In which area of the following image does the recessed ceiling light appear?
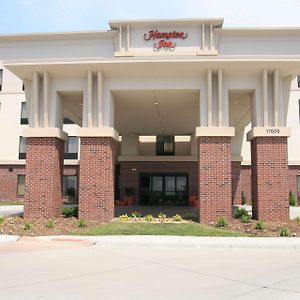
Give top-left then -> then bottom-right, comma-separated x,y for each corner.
155,102 -> 159,105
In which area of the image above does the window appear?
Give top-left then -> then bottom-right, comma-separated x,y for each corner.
63,175 -> 77,197
63,117 -> 75,124
298,75 -> 300,88
64,136 -> 78,159
17,175 -> 25,196
19,137 -> 27,159
20,102 -> 28,124
156,136 -> 175,156
0,69 -> 3,91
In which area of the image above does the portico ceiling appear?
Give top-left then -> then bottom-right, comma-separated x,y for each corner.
114,89 -> 199,135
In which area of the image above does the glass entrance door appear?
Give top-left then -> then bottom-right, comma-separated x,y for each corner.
139,173 -> 188,205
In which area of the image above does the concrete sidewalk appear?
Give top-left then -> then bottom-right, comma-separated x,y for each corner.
32,235 -> 300,249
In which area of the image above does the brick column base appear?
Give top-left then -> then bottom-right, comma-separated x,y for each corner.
79,137 -> 115,222
251,137 -> 289,221
24,137 -> 64,219
232,161 -> 242,205
198,136 -> 232,223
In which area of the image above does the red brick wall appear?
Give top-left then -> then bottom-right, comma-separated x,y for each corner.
288,166 -> 300,205
119,161 -> 198,202
198,136 -> 232,223
24,137 -> 64,219
232,161 -> 242,205
251,137 -> 289,221
0,165 -> 25,202
241,166 -> 251,204
78,137 -> 115,222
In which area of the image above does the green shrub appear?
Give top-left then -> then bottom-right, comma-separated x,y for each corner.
235,208 -> 250,219
216,217 -> 228,227
62,206 -> 78,218
255,220 -> 265,230
280,227 -> 289,237
144,214 -> 154,222
295,217 -> 300,226
158,212 -> 166,219
78,219 -> 87,228
241,191 -> 247,205
131,211 -> 142,218
241,214 -> 251,223
0,217 -> 5,225
172,214 -> 183,222
119,214 -> 129,221
289,191 -> 296,206
45,219 -> 55,229
23,222 -> 32,230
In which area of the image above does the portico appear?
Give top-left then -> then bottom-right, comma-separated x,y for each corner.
3,18 -> 300,223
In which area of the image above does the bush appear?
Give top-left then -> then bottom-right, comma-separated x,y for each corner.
23,222 -> 32,230
295,217 -> 300,226
255,220 -> 265,230
158,212 -> 166,220
172,214 -> 183,222
131,211 -> 142,218
119,214 -> 129,221
289,191 -> 296,206
241,214 -> 251,223
144,215 -> 154,222
62,206 -> 78,218
235,208 -> 249,219
45,219 -> 55,229
241,191 -> 247,205
216,217 -> 228,227
78,219 -> 87,228
0,217 -> 5,225
280,227 -> 289,237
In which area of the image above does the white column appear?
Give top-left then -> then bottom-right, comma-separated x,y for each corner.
126,24 -> 130,51
218,69 -> 223,126
32,72 -> 40,128
262,69 -> 268,127
97,70 -> 103,127
87,70 -> 93,127
119,25 -> 123,52
209,24 -> 213,50
273,69 -> 279,127
202,24 -> 206,51
207,69 -> 213,127
43,71 -> 49,127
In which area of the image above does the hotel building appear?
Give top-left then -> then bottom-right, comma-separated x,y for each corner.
0,18 -> 300,222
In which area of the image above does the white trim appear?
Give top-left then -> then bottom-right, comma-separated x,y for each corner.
195,126 -> 235,137
77,127 -> 119,140
247,127 -> 291,141
23,128 -> 68,140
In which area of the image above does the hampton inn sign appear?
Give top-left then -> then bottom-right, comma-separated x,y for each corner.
143,29 -> 188,50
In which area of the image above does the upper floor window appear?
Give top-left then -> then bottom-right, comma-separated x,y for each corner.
298,75 -> 300,88
19,137 -> 27,159
64,136 -> 78,159
156,136 -> 175,156
20,102 -> 28,124
0,69 -> 3,91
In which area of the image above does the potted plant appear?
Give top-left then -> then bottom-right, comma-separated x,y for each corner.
123,187 -> 135,206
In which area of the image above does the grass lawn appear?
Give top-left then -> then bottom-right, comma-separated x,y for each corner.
71,221 -> 248,237
0,201 -> 23,206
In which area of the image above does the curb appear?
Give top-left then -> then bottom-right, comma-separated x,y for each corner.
0,235 -> 20,243
35,235 -> 300,249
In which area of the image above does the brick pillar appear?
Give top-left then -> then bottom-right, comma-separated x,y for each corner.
232,161 -> 242,205
79,137 -> 115,222
198,136 -> 232,223
251,137 -> 289,221
24,137 -> 64,219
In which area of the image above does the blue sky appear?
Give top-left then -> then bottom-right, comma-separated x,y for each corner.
1,0 -> 300,34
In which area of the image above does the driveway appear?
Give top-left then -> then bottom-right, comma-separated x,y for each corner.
0,238 -> 300,299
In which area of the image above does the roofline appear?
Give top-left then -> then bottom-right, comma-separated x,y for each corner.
109,18 -> 224,28
0,30 -> 118,42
